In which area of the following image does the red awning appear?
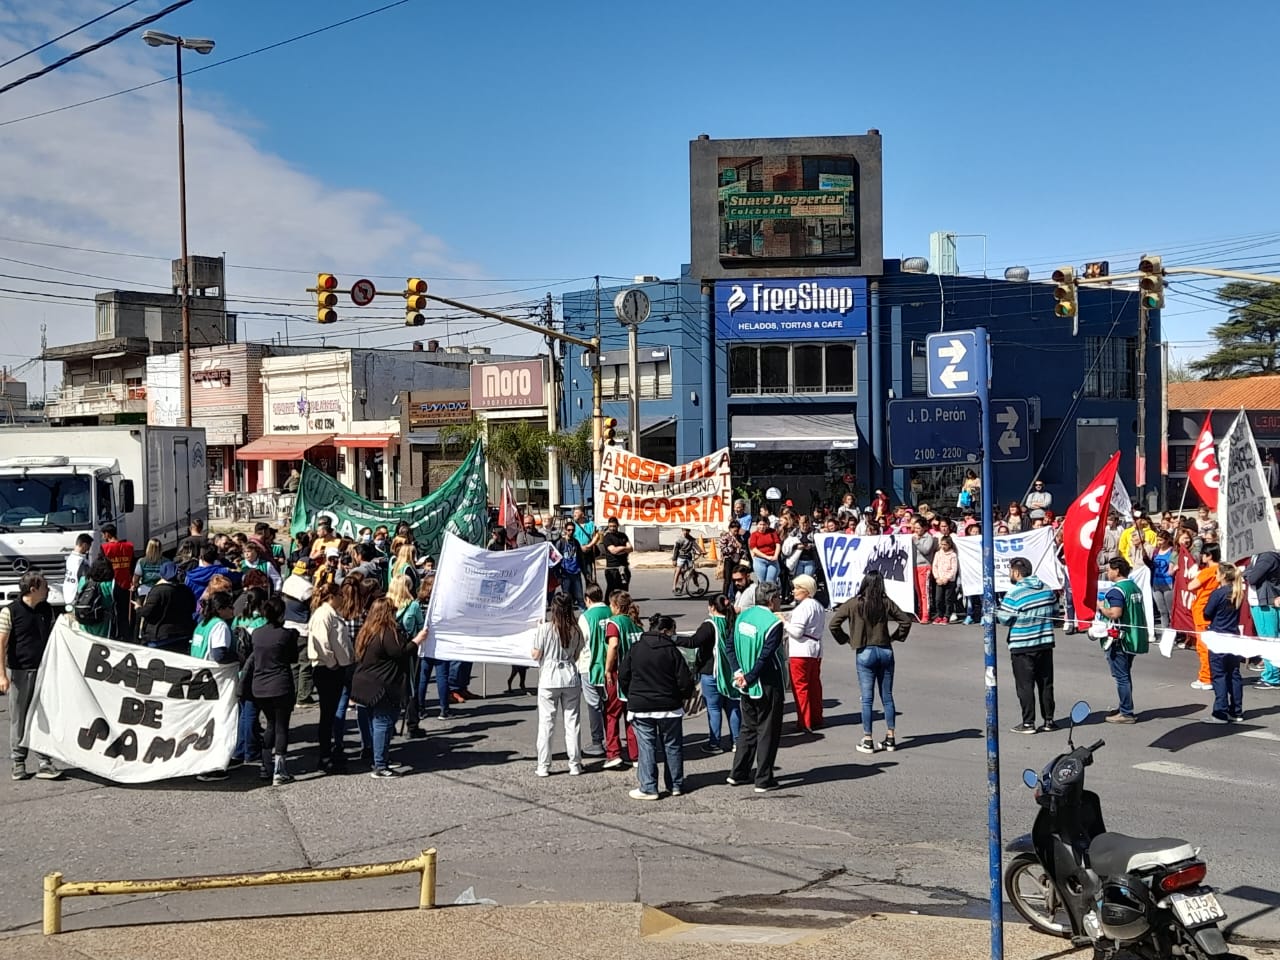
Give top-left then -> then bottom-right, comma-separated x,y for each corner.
331,434 -> 397,449
234,434 -> 335,461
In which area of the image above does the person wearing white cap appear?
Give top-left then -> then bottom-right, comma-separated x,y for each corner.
783,574 -> 825,733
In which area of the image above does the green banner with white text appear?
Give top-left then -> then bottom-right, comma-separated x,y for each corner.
290,440 -> 489,558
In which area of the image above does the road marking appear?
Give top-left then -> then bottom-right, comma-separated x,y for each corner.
1240,729 -> 1280,742
1132,760 -> 1263,788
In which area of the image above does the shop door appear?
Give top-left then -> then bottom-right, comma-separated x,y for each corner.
1076,419 -> 1118,493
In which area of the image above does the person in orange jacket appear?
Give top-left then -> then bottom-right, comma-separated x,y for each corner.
1188,543 -> 1221,691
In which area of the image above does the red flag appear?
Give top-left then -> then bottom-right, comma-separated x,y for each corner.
1187,411 -> 1219,510
498,478 -> 520,543
1170,545 -> 1199,634
1063,451 -> 1121,628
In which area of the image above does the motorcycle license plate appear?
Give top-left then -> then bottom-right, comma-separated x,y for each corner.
1171,892 -> 1226,927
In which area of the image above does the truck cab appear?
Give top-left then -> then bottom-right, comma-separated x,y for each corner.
0,456 -> 135,605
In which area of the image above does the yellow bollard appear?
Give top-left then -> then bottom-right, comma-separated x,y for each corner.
43,872 -> 62,936
420,848 -> 437,909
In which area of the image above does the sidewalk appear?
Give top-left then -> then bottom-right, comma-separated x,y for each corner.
6,903 -> 1267,960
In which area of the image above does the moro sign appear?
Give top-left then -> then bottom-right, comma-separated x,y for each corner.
469,360 -> 545,410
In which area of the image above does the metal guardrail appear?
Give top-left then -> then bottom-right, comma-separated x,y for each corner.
42,847 -> 437,935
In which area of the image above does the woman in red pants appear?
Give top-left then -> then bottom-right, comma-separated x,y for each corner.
784,574 -> 825,733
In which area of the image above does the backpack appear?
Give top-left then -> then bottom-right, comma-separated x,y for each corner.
74,580 -> 107,624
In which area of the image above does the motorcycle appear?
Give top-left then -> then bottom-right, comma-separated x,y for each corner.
1005,701 -> 1239,960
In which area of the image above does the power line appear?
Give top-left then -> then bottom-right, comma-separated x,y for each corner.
0,0 -> 144,72
0,0 -> 414,127
0,0 -> 195,98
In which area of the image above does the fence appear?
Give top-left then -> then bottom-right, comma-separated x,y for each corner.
43,847 -> 436,935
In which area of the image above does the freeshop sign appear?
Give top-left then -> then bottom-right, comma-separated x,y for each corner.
715,277 -> 868,340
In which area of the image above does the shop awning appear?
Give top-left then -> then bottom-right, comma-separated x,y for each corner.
331,433 -> 397,449
730,413 -> 858,452
234,434 -> 335,461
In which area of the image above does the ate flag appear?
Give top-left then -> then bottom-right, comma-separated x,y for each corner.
1188,411 -> 1220,510
1170,545 -> 1199,634
1063,451 -> 1121,629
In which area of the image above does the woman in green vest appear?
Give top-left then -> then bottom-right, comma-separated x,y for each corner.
191,591 -> 236,783
602,591 -> 642,768
681,595 -> 740,753
131,538 -> 165,604
75,556 -> 118,639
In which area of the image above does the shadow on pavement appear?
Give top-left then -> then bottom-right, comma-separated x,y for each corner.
1221,884 -> 1280,938
777,760 -> 896,786
894,728 -> 981,750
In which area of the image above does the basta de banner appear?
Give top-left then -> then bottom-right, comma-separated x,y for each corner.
291,440 -> 489,558
24,621 -> 238,783
595,446 -> 732,533
423,532 -> 549,667
816,533 -> 915,614
1217,410 -> 1280,563
955,526 -> 1063,597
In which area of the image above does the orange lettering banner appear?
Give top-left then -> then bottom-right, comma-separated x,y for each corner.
595,447 -> 732,530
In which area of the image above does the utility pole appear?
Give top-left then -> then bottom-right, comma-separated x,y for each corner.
542,292 -> 561,511
40,323 -> 46,409
614,288 -> 651,454
1136,298 -> 1149,496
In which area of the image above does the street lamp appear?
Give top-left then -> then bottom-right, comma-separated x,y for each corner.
141,30 -> 215,428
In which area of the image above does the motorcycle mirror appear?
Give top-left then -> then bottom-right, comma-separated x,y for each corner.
1022,768 -> 1038,789
1070,701 -> 1090,725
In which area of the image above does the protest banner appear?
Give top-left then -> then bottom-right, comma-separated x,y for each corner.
423,532 -> 547,666
595,447 -> 732,532
1217,410 -> 1280,562
816,532 -> 914,614
1170,545 -> 1199,634
291,440 -> 489,559
955,526 -> 1063,597
23,621 -> 238,783
1063,451 -> 1120,628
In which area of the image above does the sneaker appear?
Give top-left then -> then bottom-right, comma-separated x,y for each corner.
628,787 -> 659,801
568,765 -> 583,775
408,726 -> 428,740
35,760 -> 62,780
273,771 -> 295,786
856,737 -> 876,754
726,776 -> 746,786
1229,714 -> 1245,723
1010,723 -> 1038,735
582,744 -> 606,757
880,735 -> 896,752
1037,721 -> 1059,733
1104,713 -> 1136,724
1201,714 -> 1230,724
227,757 -> 245,770
754,782 -> 779,793
670,786 -> 683,796
535,767 -> 550,778
1191,681 -> 1213,690
932,617 -> 947,625
196,769 -> 229,782
370,767 -> 399,778
949,615 -> 961,624
1248,662 -> 1265,672
10,761 -> 29,781
602,757 -> 626,770
701,741 -> 722,754
963,616 -> 975,625
1256,681 -> 1279,690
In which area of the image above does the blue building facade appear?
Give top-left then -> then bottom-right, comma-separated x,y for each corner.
559,262 -> 1159,516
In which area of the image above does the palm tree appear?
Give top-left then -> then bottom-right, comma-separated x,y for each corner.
552,419 -> 594,507
488,419 -> 552,510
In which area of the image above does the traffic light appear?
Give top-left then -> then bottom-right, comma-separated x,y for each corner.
1138,254 -> 1164,310
404,277 -> 427,326
1051,266 -> 1078,320
603,417 -> 618,445
315,273 -> 338,324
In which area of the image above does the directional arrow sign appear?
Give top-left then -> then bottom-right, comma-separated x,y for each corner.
992,399 -> 1030,462
926,330 -> 979,398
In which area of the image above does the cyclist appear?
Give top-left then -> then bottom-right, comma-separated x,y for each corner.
672,528 -> 704,594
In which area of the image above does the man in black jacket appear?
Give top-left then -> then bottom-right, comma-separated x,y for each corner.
0,572 -> 60,780
1245,551 -> 1280,688
137,562 -> 196,652
619,616 -> 694,801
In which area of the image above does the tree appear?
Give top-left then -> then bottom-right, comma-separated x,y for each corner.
1189,281 -> 1280,379
551,419 -> 594,506
488,419 -> 552,510
1167,358 -> 1198,383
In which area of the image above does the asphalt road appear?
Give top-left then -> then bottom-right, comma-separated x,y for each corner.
2,566 -> 1279,944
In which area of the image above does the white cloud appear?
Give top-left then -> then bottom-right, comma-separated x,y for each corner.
0,0 -> 542,395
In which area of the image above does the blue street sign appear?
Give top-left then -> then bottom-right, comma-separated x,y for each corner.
991,398 -> 1030,463
926,330 -> 979,398
887,398 -> 981,468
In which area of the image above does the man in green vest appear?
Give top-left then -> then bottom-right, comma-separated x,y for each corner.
576,583 -> 610,757
1098,556 -> 1149,724
725,580 -> 785,792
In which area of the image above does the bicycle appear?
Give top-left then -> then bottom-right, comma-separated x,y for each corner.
674,562 -> 709,598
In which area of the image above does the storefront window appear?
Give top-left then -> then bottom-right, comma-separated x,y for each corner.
794,345 -> 824,393
730,346 -> 758,395
825,344 -> 855,392
760,346 -> 789,394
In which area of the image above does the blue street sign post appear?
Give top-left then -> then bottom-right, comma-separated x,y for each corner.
887,398 -> 981,468
925,330 -> 979,398
975,326 -> 1003,960
991,399 -> 1030,463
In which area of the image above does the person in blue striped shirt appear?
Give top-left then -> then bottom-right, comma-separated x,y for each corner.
996,557 -> 1057,734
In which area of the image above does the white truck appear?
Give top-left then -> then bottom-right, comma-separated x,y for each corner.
0,426 -> 208,605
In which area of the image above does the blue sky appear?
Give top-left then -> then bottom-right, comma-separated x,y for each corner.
0,0 -> 1277,382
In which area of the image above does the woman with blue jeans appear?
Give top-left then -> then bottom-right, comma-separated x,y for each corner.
748,519 -> 781,586
351,597 -> 426,777
679,596 -> 741,753
828,570 -> 914,754
1202,562 -> 1246,724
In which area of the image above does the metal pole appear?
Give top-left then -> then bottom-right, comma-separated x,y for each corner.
976,325 -> 1003,960
869,281 -> 883,493
627,321 -> 640,452
591,337 -> 602,509
175,42 -> 192,428
1136,300 -> 1149,498
700,282 -> 714,452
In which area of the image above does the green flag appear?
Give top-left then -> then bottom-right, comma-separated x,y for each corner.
289,441 -> 489,558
